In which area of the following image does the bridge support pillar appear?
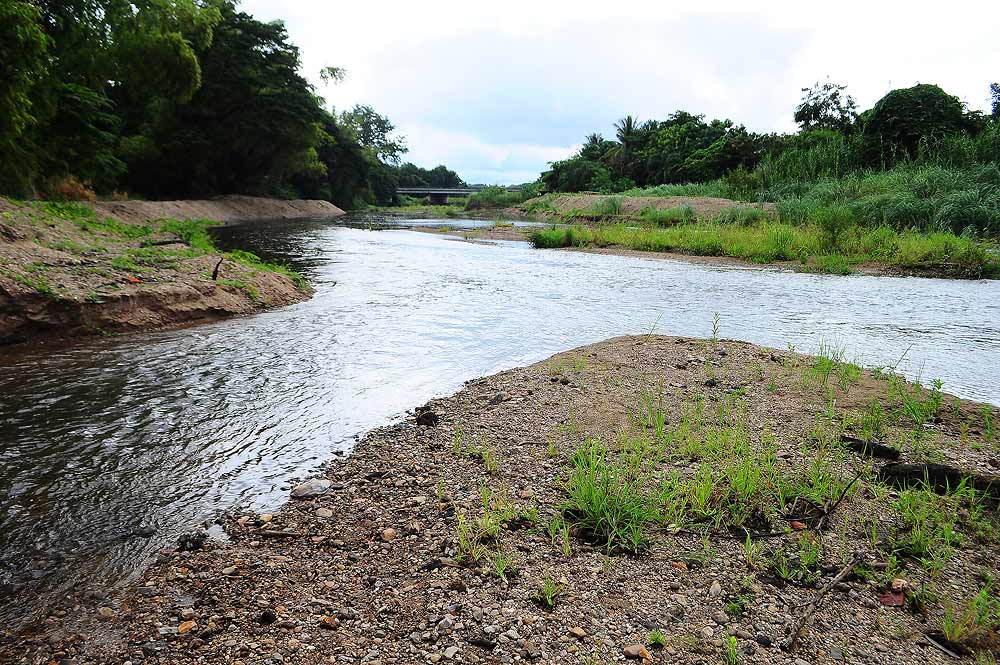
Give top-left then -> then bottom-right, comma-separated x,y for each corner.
427,193 -> 449,205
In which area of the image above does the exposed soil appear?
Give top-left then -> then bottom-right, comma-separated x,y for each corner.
91,195 -> 343,226
7,336 -> 998,664
0,197 -> 338,346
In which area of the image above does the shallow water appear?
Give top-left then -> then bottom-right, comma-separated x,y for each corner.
1,213 -> 999,628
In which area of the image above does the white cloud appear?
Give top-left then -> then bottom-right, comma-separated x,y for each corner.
242,0 -> 1000,184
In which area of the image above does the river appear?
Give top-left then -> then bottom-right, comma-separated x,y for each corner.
1,213 -> 999,629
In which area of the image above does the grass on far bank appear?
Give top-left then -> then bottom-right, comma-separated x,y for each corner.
530,221 -> 1000,278
6,201 -> 309,292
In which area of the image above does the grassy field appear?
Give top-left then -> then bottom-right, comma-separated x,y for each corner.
523,164 -> 1000,277
530,220 -> 1000,278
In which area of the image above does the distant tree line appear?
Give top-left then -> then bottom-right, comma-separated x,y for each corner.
0,0 -> 459,208
542,80 -> 1000,194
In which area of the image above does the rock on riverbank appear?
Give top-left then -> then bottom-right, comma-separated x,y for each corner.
4,336 -> 998,663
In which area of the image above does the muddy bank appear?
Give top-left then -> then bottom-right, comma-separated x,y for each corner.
90,195 -> 344,225
8,336 -> 998,664
0,197 -> 321,346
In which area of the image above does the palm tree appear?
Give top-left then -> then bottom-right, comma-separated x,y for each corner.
613,115 -> 640,176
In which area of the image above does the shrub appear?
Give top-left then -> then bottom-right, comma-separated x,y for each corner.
862,84 -> 969,167
43,175 -> 97,202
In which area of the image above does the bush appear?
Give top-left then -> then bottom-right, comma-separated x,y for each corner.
862,84 -> 968,167
42,175 -> 97,202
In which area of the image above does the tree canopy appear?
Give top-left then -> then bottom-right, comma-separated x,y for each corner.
0,0 -> 454,208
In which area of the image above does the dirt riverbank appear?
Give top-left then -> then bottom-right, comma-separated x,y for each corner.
7,335 -> 998,664
0,196 -> 340,345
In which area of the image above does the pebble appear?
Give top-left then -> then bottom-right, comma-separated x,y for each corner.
315,507 -> 333,518
709,581 -> 722,597
568,626 -> 587,639
290,479 -> 332,499
381,528 -> 397,542
177,620 -> 197,635
444,645 -> 459,659
623,644 -> 651,660
97,606 -> 114,621
700,626 -> 714,639
222,566 -> 238,576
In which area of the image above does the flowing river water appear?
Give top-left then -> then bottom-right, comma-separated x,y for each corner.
2,213 -> 999,629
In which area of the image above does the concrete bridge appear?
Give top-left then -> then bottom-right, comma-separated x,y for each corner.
396,185 -> 530,204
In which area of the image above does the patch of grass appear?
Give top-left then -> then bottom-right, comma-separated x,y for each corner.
638,205 -> 694,226
589,196 -> 623,217
940,586 -> 1000,645
714,206 -> 770,225
225,249 -> 309,289
647,630 -> 667,648
110,256 -> 142,272
562,436 -> 661,552
529,220 -> 999,278
534,576 -> 563,609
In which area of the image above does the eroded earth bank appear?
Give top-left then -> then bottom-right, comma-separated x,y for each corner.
0,196 -> 343,345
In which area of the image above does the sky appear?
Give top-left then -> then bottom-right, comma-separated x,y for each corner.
243,0 -> 999,185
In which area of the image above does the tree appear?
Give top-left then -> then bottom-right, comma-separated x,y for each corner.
119,2 -> 324,197
339,104 -> 407,165
861,83 -> 968,166
991,82 -> 999,118
0,0 -> 49,194
794,80 -> 858,133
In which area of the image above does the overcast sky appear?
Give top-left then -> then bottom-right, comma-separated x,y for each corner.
243,0 -> 998,184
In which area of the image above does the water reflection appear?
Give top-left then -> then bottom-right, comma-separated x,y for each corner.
1,213 -> 998,628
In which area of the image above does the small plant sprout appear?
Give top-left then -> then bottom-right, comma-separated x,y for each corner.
711,312 -> 721,344
535,576 -> 563,609
647,629 -> 667,648
723,635 -> 740,664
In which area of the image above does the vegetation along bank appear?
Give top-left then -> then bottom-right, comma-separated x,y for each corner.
6,335 -> 999,663
0,196 -> 340,345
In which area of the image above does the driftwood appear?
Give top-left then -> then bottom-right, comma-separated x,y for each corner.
781,554 -> 863,650
840,434 -> 901,460
256,530 -> 303,538
879,463 -> 999,501
211,257 -> 224,281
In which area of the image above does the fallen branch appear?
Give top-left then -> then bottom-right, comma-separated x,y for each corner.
840,434 -> 900,460
815,470 -> 864,531
923,633 -> 961,659
879,463 -> 999,501
781,554 -> 862,651
212,257 -> 224,280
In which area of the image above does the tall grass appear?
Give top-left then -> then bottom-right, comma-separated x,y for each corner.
530,222 -> 999,277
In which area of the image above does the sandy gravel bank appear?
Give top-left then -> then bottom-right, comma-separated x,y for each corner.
6,336 -> 998,664
90,195 -> 344,225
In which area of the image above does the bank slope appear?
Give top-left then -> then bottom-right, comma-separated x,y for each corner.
0,198 -> 333,345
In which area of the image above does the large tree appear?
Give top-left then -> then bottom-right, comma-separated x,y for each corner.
120,2 -> 324,197
794,80 -> 858,133
0,0 -> 49,195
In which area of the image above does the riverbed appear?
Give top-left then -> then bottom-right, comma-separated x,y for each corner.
1,213 -> 998,629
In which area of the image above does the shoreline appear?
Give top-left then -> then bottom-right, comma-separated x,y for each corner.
406,223 -> 975,279
8,335 -> 998,664
0,196 -> 342,348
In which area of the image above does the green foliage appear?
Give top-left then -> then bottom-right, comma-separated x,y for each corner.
0,0 -> 49,195
562,437 -> 661,553
339,104 -> 408,165
862,84 -> 970,167
530,219 -> 998,277
794,80 -> 858,133
466,184 -> 539,209
394,163 -> 465,188
638,205 -> 694,226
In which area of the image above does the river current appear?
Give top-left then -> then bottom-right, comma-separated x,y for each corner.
1,214 -> 998,628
